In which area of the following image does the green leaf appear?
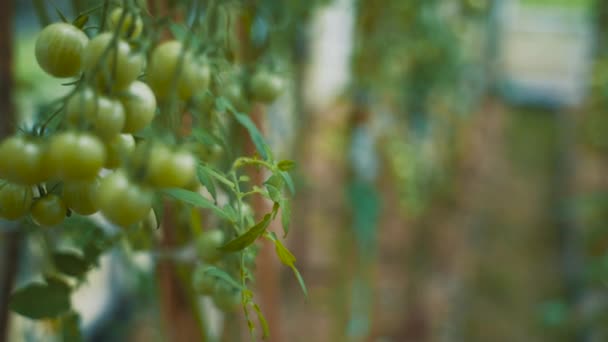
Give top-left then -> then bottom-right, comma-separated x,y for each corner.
268,233 -> 307,297
61,311 -> 83,342
191,128 -> 220,147
277,160 -> 296,171
53,6 -> 68,23
60,215 -> 112,266
220,214 -> 272,252
163,188 -> 233,221
223,204 -> 239,223
169,23 -> 187,40
252,302 -> 270,340
231,110 -> 272,161
44,274 -> 71,293
197,164 -> 217,200
280,198 -> 291,237
53,252 -> 90,278
72,14 -> 89,29
279,171 -> 295,195
9,282 -> 71,319
197,266 -> 243,290
200,164 -> 235,189
265,174 -> 284,203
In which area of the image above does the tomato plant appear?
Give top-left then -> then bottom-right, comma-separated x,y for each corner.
5,2 -> 304,340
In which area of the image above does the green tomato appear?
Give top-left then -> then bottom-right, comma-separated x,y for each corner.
196,229 -> 225,263
192,266 -> 217,295
249,70 -> 284,103
0,183 -> 33,220
97,170 -> 153,227
212,283 -> 241,312
66,89 -> 125,139
105,133 -> 135,169
180,59 -> 212,102
62,179 -> 99,215
46,132 -> 106,181
120,81 -> 156,133
31,194 -> 67,226
35,23 -> 89,78
0,135 -> 47,185
145,144 -> 196,188
147,40 -> 199,101
83,33 -> 143,91
108,7 -> 143,40
65,87 -> 96,125
93,97 -> 125,140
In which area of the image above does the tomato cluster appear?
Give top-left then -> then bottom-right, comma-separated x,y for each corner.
1,6 -> 285,222
0,7 -> 202,228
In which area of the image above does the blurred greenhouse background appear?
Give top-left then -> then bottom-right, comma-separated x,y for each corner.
2,0 -> 608,341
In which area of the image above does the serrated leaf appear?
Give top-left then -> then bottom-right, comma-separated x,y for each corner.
232,110 -> 272,161
280,199 -> 291,237
277,160 -> 296,171
279,171 -> 295,195
268,232 -> 307,297
9,282 -> 71,319
72,14 -> 89,29
252,302 -> 270,339
220,214 -> 272,252
163,188 -> 233,221
53,252 -> 90,278
197,164 -> 217,200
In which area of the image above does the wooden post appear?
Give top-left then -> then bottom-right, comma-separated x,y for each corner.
0,1 -> 19,341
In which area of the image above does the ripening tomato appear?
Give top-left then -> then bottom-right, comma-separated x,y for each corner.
0,135 -> 48,185
83,33 -> 143,91
145,145 -> 197,188
249,70 -> 284,103
192,266 -> 217,295
97,170 -> 153,227
147,40 -> 204,101
105,133 -> 135,169
108,7 -> 143,40
196,229 -> 225,263
62,179 -> 99,215
66,89 -> 125,139
31,194 -> 67,226
120,81 -> 156,133
212,284 -> 241,312
46,132 -> 106,181
35,23 -> 89,78
0,183 -> 33,220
